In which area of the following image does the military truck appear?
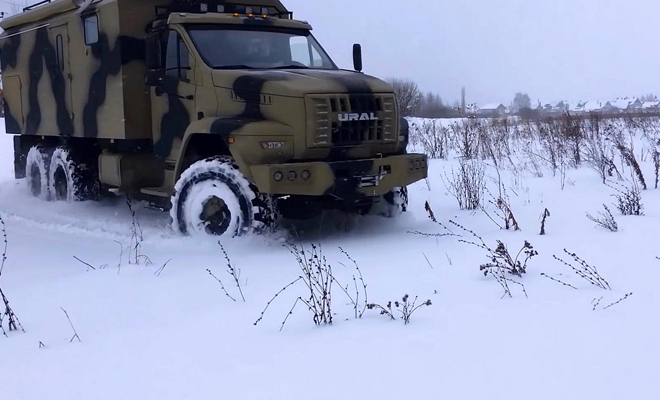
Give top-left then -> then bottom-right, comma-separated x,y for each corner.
0,0 -> 428,236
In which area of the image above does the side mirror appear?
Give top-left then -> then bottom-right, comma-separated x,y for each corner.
353,44 -> 362,72
145,33 -> 162,70
145,32 -> 164,91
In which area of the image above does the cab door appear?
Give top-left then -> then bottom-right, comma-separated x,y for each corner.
49,24 -> 73,125
151,29 -> 197,164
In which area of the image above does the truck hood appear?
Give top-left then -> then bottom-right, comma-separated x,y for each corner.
212,69 -> 394,97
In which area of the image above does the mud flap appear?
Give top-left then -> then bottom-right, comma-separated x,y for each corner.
13,135 -> 26,179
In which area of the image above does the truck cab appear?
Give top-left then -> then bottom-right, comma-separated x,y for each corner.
1,0 -> 428,236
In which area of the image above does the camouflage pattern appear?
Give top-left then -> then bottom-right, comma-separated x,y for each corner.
1,0 -> 166,140
2,0 -> 428,203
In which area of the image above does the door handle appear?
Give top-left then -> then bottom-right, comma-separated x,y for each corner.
169,93 -> 193,100
156,87 -> 193,100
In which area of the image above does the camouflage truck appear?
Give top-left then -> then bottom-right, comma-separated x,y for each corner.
0,0 -> 428,236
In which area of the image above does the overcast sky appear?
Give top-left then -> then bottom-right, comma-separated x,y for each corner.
288,0 -> 660,106
2,1 -> 659,105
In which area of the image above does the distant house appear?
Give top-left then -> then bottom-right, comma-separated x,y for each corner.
478,103 -> 506,118
642,101 -> 660,111
567,102 -> 583,113
546,100 -> 597,114
543,101 -> 568,114
628,98 -> 643,110
528,97 -> 659,116
582,101 -> 603,113
602,97 -> 638,112
535,102 -> 544,112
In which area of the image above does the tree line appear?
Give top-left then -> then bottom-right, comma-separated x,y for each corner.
388,79 -> 463,118
389,78 -> 659,120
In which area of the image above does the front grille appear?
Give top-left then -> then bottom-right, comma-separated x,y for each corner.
309,94 -> 397,147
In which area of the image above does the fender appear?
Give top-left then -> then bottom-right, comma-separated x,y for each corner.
176,117 -> 294,182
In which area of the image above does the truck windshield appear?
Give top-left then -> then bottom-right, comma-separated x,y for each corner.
187,26 -> 337,70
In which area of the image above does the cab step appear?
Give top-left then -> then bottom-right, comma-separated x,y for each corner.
140,187 -> 171,198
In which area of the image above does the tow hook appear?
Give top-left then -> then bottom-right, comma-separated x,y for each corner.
359,165 -> 390,188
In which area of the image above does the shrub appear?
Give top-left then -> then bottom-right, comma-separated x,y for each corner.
443,159 -> 485,210
553,250 -> 611,290
582,117 -> 620,184
451,120 -> 480,159
540,208 -> 551,235
254,244 -> 367,331
485,188 -> 520,231
367,294 -> 432,325
609,181 -> 643,216
0,214 -> 24,336
607,125 -> 647,190
451,220 -> 537,298
416,119 -> 450,159
586,204 -> 618,232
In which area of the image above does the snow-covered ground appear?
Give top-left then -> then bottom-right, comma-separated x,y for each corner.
1,132 -> 13,182
1,122 -> 660,399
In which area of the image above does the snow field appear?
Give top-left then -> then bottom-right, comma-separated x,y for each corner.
0,133 -> 13,182
1,121 -> 659,399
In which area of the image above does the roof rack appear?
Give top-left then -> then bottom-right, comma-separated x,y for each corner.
21,0 -> 294,18
169,0 -> 293,19
23,0 -> 54,12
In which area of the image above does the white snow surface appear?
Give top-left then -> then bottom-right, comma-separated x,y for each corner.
1,125 -> 660,399
1,134 -> 14,182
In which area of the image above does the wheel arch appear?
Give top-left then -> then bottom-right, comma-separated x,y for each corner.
177,133 -> 231,182
174,118 -> 294,183
175,118 -> 242,183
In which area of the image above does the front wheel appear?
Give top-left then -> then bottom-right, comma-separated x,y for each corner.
170,157 -> 275,237
369,187 -> 409,218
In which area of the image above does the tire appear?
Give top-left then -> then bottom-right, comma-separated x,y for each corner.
25,146 -> 50,200
48,147 -> 100,202
253,192 -> 279,233
170,156 -> 275,237
370,186 -> 409,218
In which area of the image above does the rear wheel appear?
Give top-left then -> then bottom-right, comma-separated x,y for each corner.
25,146 -> 50,200
48,147 -> 100,202
170,156 -> 276,237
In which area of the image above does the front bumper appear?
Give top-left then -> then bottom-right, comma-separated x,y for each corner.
251,153 -> 428,198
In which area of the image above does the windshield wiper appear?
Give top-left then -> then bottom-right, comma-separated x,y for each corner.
272,65 -> 310,69
213,64 -> 311,70
214,65 -> 258,70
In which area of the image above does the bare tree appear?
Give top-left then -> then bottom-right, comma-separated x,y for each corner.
388,78 -> 421,117
418,92 -> 442,117
512,92 -> 532,113
640,94 -> 657,102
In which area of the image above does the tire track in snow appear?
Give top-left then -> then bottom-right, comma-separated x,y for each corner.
0,180 -> 173,243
